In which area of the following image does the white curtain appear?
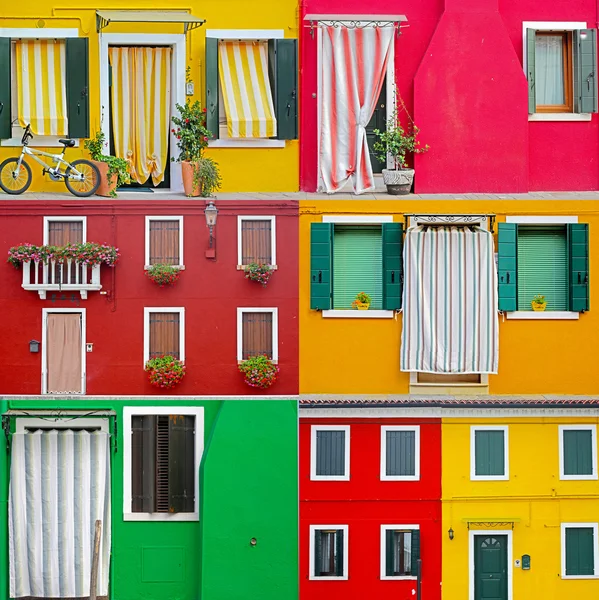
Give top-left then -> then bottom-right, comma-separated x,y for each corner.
535,35 -> 565,105
319,26 -> 394,195
9,430 -> 111,599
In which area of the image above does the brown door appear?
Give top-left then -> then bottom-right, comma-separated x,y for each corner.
46,313 -> 83,394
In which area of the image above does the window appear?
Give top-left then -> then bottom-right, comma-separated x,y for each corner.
123,407 -> 203,521
237,307 -> 278,362
143,308 -> 185,364
562,524 -> 599,578
497,220 -> 589,314
309,525 -> 348,579
471,426 -> 509,481
0,33 -> 89,144
44,217 -> 86,245
381,426 -> 420,481
310,218 -> 402,314
559,425 -> 598,480
145,216 -> 184,267
310,425 -> 350,481
381,525 -> 420,580
238,216 -> 276,267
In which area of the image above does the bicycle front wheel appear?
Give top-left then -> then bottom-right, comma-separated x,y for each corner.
64,159 -> 100,197
0,157 -> 32,195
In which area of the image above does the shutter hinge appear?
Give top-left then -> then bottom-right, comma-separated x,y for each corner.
2,415 -> 11,454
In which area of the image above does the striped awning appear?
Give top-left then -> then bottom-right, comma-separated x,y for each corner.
218,41 -> 276,138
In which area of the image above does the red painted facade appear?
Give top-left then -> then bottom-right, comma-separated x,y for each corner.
300,417 -> 442,600
0,199 -> 299,396
299,0 -> 599,193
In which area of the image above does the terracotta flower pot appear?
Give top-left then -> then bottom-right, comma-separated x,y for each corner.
181,161 -> 202,197
92,160 -> 117,197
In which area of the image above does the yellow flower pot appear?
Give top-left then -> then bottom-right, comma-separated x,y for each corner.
355,302 -> 370,310
531,302 -> 547,312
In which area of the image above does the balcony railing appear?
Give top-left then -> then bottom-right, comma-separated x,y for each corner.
22,260 -> 102,299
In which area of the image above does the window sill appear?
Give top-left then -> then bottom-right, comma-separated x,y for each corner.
471,476 -> 509,481
529,113 -> 592,122
559,474 -> 598,481
309,575 -> 349,581
236,264 -> 278,270
144,265 -> 185,270
381,576 -> 418,581
409,384 -> 489,396
1,137 -> 80,147
381,475 -> 420,482
209,139 -> 286,149
310,475 -> 350,482
561,575 -> 599,580
322,310 -> 395,319
123,512 -> 199,522
505,311 -> 579,320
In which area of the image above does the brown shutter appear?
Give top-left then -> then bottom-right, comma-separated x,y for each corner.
241,220 -> 272,265
48,221 -> 83,246
149,220 -> 180,265
149,312 -> 180,359
242,312 -> 273,359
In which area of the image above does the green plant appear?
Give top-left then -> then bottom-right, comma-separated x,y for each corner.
238,355 -> 280,389
532,294 -> 546,305
145,264 -> 181,287
352,291 -> 372,307
244,262 -> 273,286
145,355 -> 186,388
195,156 -> 222,197
7,242 -> 120,267
84,129 -> 131,196
171,100 -> 212,163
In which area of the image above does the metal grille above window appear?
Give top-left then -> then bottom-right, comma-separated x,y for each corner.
241,220 -> 272,265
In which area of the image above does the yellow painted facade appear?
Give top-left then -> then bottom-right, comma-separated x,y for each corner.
299,200 -> 599,395
442,417 -> 599,599
0,1 -> 299,192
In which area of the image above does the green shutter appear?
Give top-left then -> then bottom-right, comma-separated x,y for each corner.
314,530 -> 322,576
205,37 -> 219,139
527,29 -> 537,114
566,527 -> 595,576
517,226 -> 568,311
568,223 -> 590,312
475,430 -> 505,476
382,222 -> 403,310
65,38 -> 89,139
168,415 -> 195,513
335,529 -> 344,577
333,226 -> 383,309
268,38 -> 298,140
497,223 -> 518,311
574,29 -> 598,114
0,38 -> 10,139
410,529 -> 421,576
563,429 -> 594,476
385,530 -> 395,576
310,223 -> 333,310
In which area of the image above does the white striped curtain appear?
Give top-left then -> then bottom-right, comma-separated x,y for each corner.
400,226 -> 499,374
9,430 -> 111,599
319,26 -> 393,195
15,40 -> 68,136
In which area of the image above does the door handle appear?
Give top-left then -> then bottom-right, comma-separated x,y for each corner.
391,271 -> 395,283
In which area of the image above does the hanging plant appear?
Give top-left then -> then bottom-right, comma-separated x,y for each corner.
7,242 -> 120,268
244,263 -> 274,287
145,355 -> 186,389
238,355 -> 279,389
146,264 -> 181,287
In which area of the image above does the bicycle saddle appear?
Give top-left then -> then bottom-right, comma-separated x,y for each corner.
59,139 -> 76,147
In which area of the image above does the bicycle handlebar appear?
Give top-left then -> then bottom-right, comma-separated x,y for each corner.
21,124 -> 33,146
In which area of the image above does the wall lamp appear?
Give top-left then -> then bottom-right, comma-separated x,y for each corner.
448,527 -> 454,541
29,339 -> 40,353
204,201 -> 218,258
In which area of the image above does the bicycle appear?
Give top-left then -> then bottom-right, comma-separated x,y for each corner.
0,123 -> 100,197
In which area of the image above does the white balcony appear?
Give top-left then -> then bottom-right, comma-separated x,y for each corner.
22,260 -> 102,299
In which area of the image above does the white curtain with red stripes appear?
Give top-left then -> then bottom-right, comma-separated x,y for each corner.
319,26 -> 394,195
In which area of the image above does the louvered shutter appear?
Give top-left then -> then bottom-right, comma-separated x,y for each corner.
410,529 -> 421,575
497,223 -> 518,311
335,529 -> 344,576
386,430 -> 416,477
385,530 -> 395,576
149,312 -> 180,359
205,37 -> 219,139
131,415 -> 156,513
0,38 -> 11,139
242,312 -> 273,359
475,430 -> 505,476
314,530 -> 322,576
241,220 -> 272,265
310,223 -> 333,310
566,528 -> 595,576
382,222 -> 403,310
149,220 -> 180,265
168,415 -> 195,513
574,29 -> 598,114
65,38 -> 89,138
568,223 -> 590,312
268,38 -> 298,140
526,29 -> 537,114
563,429 -> 593,476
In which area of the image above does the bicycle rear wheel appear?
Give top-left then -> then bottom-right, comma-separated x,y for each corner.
0,158 -> 32,195
64,159 -> 100,197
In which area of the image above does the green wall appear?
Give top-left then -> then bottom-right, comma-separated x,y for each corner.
0,398 -> 298,600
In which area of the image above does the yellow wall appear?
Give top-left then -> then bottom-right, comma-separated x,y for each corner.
0,1 -> 299,192
442,417 -> 599,599
299,200 -> 599,394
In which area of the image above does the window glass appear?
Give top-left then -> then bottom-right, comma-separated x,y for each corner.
314,528 -> 344,577
536,34 -> 566,106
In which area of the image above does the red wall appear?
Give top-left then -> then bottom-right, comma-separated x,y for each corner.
300,417 -> 442,600
0,199 -> 299,396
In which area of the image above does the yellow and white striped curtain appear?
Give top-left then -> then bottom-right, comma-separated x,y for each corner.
15,40 -> 68,136
109,47 -> 171,186
218,41 -> 277,138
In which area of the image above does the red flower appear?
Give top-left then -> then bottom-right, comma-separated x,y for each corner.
202,107 -> 207,113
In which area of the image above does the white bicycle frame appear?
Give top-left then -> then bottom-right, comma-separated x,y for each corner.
16,145 -> 85,181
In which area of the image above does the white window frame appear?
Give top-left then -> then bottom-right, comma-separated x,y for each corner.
380,426 -> 420,481
310,424 -> 350,481
522,21 -> 591,122
43,216 -> 87,245
505,215 -> 580,320
470,425 -> 509,481
559,425 -> 598,480
15,416 -> 108,433
561,523 -> 599,579
380,524 -> 419,581
237,215 -> 277,268
144,216 -> 184,269
469,529 -> 513,600
143,307 -> 185,365
122,406 -> 204,522
309,524 -> 349,580
236,307 -> 278,363
205,29 -> 286,149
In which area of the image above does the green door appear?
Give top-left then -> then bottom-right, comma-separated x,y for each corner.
365,81 -> 386,174
474,535 -> 508,600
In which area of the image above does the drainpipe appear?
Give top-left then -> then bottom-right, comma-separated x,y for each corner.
416,558 -> 422,600
0,399 -> 9,600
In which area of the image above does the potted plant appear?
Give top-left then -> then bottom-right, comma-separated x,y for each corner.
171,100 -> 221,197
145,355 -> 186,389
244,262 -> 273,287
531,294 -> 547,312
373,94 -> 429,195
145,264 -> 181,287
84,129 -> 131,197
238,354 -> 279,389
7,242 -> 120,267
352,291 -> 372,310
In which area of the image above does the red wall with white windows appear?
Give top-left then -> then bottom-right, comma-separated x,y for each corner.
0,199 -> 299,396
300,417 -> 442,600
299,0 -> 599,193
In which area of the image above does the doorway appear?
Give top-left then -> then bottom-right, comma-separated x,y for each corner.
473,534 -> 508,600
365,80 -> 387,174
